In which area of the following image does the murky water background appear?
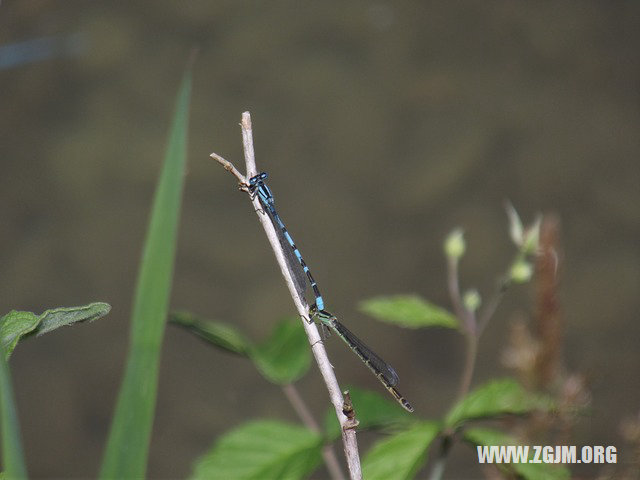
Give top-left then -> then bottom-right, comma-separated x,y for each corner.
1,2 -> 638,478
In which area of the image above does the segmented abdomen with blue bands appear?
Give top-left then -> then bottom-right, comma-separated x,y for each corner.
249,173 -> 325,311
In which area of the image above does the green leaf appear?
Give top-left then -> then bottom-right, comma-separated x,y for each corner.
99,69 -> 191,479
323,387 -> 416,441
35,302 -> 111,336
465,428 -> 571,480
0,302 -> 110,474
170,311 -> 252,356
0,311 -> 40,359
360,295 -> 458,329
445,378 -> 555,429
361,421 -> 440,480
191,420 -> 322,480
0,344 -> 27,478
1,302 -> 111,359
250,318 -> 311,384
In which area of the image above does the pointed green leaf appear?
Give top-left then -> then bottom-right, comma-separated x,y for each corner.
191,420 -> 322,480
250,318 -> 310,384
360,295 -> 458,329
170,311 -> 251,356
1,302 -> 111,359
445,378 -> 555,429
99,69 -> 191,479
323,387 -> 416,441
362,421 -> 440,480
35,302 -> 111,337
465,428 -> 571,480
0,344 -> 27,478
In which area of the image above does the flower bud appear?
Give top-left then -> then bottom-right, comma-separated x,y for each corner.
444,228 -> 465,260
463,289 -> 481,312
510,260 -> 533,283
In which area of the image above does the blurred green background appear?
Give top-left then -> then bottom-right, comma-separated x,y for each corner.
1,1 -> 638,478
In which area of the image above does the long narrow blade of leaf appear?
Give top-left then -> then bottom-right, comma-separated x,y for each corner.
0,345 -> 27,478
99,69 -> 191,479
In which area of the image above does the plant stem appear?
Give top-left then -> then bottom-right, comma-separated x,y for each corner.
457,333 -> 479,403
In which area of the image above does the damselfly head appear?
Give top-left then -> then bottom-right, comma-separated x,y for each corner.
249,172 -> 268,185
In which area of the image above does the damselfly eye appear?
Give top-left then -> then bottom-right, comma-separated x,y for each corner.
249,172 -> 268,186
